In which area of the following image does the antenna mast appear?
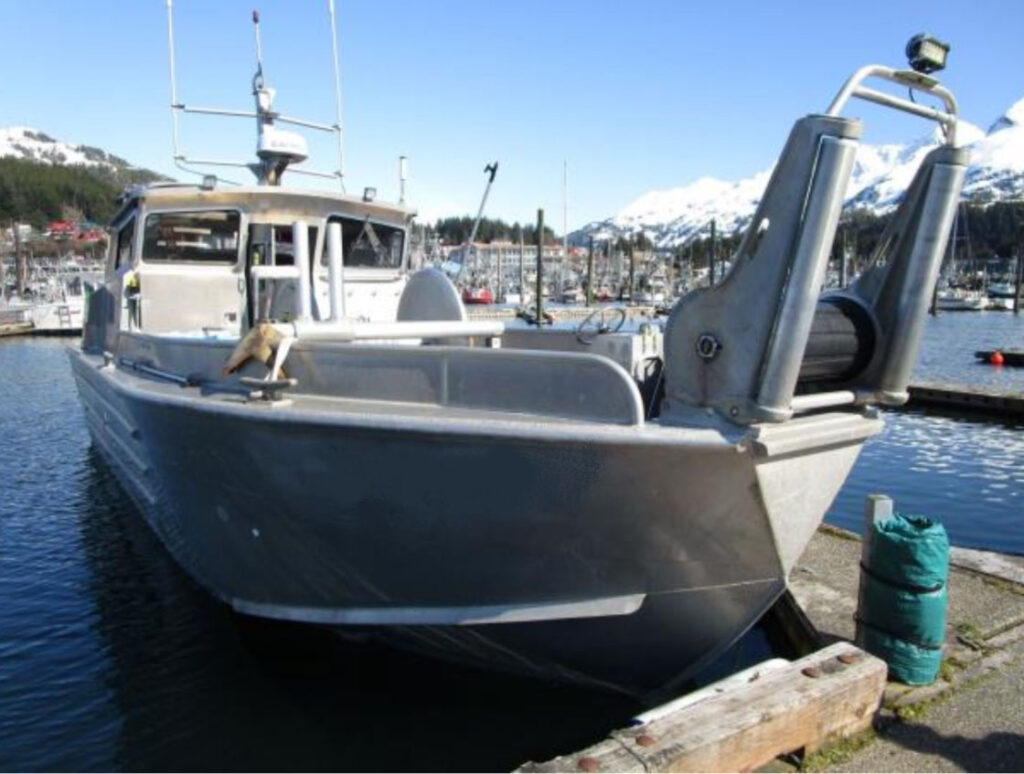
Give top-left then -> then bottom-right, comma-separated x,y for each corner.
327,0 -> 345,190
253,9 -> 264,77
163,1 -> 345,186
166,0 -> 182,165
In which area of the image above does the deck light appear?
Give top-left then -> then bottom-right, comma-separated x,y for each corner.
362,186 -> 377,202
201,174 -> 218,190
906,34 -> 950,74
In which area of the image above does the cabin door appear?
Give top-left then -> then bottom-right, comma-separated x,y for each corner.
134,209 -> 245,335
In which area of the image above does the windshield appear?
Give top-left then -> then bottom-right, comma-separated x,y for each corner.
142,210 -> 240,264
323,215 -> 404,269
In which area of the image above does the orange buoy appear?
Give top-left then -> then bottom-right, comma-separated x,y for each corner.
990,351 -> 1005,366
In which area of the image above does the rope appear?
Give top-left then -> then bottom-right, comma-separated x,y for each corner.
855,614 -> 944,651
859,560 -> 944,595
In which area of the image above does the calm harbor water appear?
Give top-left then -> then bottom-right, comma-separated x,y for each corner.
827,311 -> 1022,550
0,311 -> 1020,770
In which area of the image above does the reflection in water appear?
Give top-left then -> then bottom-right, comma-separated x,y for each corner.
76,451 -> 640,772
0,339 -> 120,771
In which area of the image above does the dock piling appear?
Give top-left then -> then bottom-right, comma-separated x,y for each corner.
586,237 -> 594,307
709,218 -> 717,286
1014,252 -> 1022,315
627,245 -> 635,303
496,245 -> 503,304
518,233 -> 525,304
856,494 -> 893,650
535,209 -> 544,326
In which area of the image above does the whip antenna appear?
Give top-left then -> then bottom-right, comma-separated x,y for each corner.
252,9 -> 264,84
165,0 -> 183,168
327,0 -> 345,190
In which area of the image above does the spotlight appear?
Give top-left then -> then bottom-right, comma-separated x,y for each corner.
906,34 -> 950,74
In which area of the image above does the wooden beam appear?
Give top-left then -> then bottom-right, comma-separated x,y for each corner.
519,642 -> 886,773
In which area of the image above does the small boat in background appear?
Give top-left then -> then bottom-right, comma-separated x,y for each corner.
461,284 -> 494,305
4,265 -> 102,334
936,287 -> 988,311
986,280 -> 1016,310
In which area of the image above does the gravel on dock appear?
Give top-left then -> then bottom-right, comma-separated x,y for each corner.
830,656 -> 1024,772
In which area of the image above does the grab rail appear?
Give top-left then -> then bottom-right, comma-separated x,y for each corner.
826,65 -> 959,145
790,390 -> 857,413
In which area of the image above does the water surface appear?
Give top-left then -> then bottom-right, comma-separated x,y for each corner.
0,311 -> 1020,770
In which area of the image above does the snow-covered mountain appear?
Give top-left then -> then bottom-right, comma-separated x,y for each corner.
0,126 -> 165,183
577,98 -> 1024,248
2,126 -> 126,169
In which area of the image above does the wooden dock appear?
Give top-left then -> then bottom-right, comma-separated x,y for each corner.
906,383 -> 1024,418
519,642 -> 887,773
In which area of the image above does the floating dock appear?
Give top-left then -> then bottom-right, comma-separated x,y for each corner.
975,349 -> 1024,367
0,321 -> 33,338
519,525 -> 1024,772
906,383 -> 1024,418
0,308 -> 33,337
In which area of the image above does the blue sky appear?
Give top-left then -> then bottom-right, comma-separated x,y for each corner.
1,1 -> 1021,230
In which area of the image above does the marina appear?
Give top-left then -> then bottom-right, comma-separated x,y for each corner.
1,2 -> 1023,772
0,258 -> 103,336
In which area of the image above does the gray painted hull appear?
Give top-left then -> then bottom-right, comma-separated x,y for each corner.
69,346 -> 869,696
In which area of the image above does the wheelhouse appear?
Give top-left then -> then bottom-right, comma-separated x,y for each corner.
94,184 -> 415,349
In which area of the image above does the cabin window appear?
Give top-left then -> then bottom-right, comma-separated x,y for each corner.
249,224 -> 319,266
114,218 -> 135,269
142,210 -> 240,264
323,215 -> 404,269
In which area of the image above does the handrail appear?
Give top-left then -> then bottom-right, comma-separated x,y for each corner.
826,65 -> 959,145
250,265 -> 300,280
273,319 -> 506,342
790,390 -> 857,412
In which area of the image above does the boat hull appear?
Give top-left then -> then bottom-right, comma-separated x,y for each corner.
69,346 -> 868,695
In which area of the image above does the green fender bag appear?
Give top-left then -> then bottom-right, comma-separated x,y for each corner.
858,512 -> 949,685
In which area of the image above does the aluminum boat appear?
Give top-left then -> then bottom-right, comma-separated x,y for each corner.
69,27 -> 967,696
